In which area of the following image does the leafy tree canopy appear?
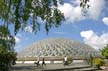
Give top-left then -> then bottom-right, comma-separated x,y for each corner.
0,26 -> 15,52
0,0 -> 91,35
0,0 -> 64,34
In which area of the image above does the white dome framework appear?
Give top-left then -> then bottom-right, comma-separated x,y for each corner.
18,38 -> 100,58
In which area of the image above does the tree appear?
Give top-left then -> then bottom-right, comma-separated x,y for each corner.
0,0 -> 92,35
0,26 -> 16,71
0,26 -> 15,51
101,44 -> 108,59
0,0 -> 64,34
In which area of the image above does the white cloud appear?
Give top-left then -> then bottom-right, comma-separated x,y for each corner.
14,36 -> 21,43
58,3 -> 84,22
102,17 -> 108,25
80,30 -> 95,39
58,0 -> 104,22
88,0 -> 104,19
24,26 -> 33,33
80,30 -> 108,50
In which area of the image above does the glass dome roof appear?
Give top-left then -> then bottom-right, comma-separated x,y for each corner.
18,38 -> 100,58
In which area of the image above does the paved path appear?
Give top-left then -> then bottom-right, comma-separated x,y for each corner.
11,63 -> 108,71
11,63 -> 93,71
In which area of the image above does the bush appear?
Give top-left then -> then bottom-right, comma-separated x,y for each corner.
0,52 -> 17,71
101,45 -> 108,59
67,57 -> 73,64
93,58 -> 105,69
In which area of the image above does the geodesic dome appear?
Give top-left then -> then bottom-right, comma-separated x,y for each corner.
18,38 -> 100,58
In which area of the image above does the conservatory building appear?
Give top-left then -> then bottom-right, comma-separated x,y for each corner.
17,38 -> 101,64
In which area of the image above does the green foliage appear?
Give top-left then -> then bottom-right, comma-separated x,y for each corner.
0,0 -> 93,35
93,58 -> 105,68
0,26 -> 15,51
0,26 -> 16,71
67,57 -> 73,64
0,51 -> 17,71
101,44 -> 108,59
0,0 -> 64,34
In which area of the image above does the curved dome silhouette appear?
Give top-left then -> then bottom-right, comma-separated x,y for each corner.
18,38 -> 99,58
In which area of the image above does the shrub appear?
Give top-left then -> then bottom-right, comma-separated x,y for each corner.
67,57 -> 73,64
93,58 -> 105,69
101,44 -> 108,59
0,51 -> 17,71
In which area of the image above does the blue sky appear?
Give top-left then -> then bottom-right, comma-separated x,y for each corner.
15,18 -> 108,51
1,0 -> 108,51
12,0 -> 108,51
